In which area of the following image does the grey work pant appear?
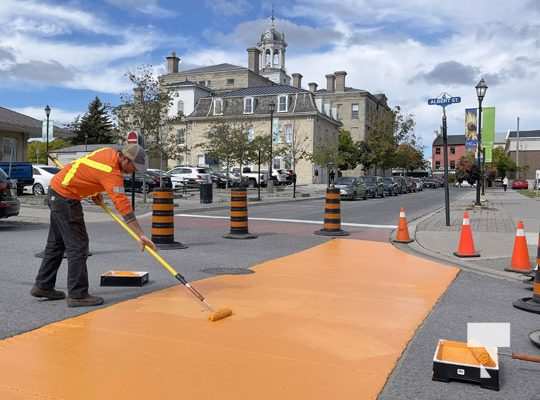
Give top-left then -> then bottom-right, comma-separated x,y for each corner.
34,189 -> 89,298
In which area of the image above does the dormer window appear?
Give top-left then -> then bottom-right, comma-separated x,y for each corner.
214,98 -> 223,115
244,97 -> 254,114
278,95 -> 288,112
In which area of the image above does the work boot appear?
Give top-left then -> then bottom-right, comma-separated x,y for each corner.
67,294 -> 104,308
30,285 -> 66,300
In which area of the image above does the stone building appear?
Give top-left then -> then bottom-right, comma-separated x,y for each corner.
505,129 -> 540,180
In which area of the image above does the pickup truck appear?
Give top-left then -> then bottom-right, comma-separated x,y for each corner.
0,162 -> 34,195
232,167 -> 267,188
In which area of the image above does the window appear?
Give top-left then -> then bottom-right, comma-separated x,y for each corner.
197,154 -> 206,166
435,147 -> 441,155
336,104 -> 343,120
227,78 -> 234,86
278,95 -> 288,112
450,160 -> 456,170
284,124 -> 293,144
351,103 -> 359,119
450,146 -> 455,154
33,167 -> 41,175
265,50 -> 271,66
206,80 -> 211,87
244,97 -> 254,114
435,161 -> 441,170
273,50 -> 279,65
177,100 -> 184,116
213,98 -> 223,115
176,128 -> 185,144
247,127 -> 254,142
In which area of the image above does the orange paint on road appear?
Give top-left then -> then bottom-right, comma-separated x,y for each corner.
0,240 -> 457,400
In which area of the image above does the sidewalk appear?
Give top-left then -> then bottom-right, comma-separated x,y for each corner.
403,188 -> 540,280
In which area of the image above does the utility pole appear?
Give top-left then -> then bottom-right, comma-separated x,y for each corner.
516,117 -> 520,179
442,107 -> 450,226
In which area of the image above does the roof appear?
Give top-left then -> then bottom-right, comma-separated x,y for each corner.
316,87 -> 369,94
178,63 -> 247,74
222,85 -> 309,97
0,106 -> 72,137
507,130 -> 540,139
51,144 -> 121,153
432,134 -> 466,146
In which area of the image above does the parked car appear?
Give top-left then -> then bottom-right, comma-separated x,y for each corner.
412,178 -> 423,191
455,180 -> 474,187
26,165 -> 60,195
422,178 -> 439,189
210,170 -> 242,188
363,176 -> 385,198
0,162 -> 34,195
392,176 -> 408,194
231,167 -> 267,187
124,171 -> 172,193
511,179 -> 529,190
404,176 -> 416,193
0,168 -> 20,219
382,177 -> 399,196
334,176 -> 368,200
167,166 -> 211,185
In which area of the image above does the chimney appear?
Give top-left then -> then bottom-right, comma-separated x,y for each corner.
247,47 -> 260,75
334,71 -> 347,92
325,73 -> 335,92
166,51 -> 180,74
133,86 -> 144,103
308,82 -> 318,92
292,73 -> 303,89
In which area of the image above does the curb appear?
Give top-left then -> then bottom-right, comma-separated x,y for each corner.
391,195 -> 525,282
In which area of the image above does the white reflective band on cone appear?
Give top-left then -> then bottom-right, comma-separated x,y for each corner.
516,229 -> 525,236
400,212 -> 405,218
463,218 -> 470,225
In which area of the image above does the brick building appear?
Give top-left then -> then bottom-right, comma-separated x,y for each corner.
432,134 -> 466,175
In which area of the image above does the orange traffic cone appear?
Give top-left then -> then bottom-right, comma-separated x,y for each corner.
454,211 -> 480,257
505,221 -> 531,274
393,208 -> 413,243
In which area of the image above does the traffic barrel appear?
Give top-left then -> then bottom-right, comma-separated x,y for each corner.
223,187 -> 257,239
513,267 -> 540,315
393,208 -> 413,243
505,221 -> 531,274
314,187 -> 349,236
454,211 -> 480,257
151,188 -> 187,250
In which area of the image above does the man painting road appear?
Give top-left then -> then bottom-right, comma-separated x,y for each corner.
30,144 -> 156,307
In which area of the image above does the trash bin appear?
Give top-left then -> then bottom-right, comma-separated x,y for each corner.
200,183 -> 213,204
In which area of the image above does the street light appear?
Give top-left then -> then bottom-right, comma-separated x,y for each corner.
44,105 -> 51,162
267,101 -> 275,193
475,78 -> 488,206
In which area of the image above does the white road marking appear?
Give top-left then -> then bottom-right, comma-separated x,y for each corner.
174,213 -> 397,229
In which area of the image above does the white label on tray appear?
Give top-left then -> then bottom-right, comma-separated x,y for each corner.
457,369 -> 465,376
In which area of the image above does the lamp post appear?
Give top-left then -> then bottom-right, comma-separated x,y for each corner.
475,78 -> 488,206
267,101 -> 275,193
44,105 -> 51,163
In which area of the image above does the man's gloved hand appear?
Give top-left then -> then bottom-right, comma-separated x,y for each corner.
139,235 -> 156,252
92,193 -> 104,206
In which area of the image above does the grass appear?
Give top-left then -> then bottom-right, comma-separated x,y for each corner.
517,189 -> 540,199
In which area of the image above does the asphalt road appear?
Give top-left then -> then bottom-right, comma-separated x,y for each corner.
184,186 -> 466,225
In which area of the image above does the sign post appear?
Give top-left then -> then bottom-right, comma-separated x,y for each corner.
127,130 -> 139,210
428,93 -> 461,226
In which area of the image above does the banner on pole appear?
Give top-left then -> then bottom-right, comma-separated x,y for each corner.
42,120 -> 54,142
465,108 -> 477,152
482,107 -> 496,163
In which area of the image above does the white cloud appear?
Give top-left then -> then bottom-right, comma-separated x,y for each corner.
13,106 -> 82,125
205,0 -> 252,16
104,0 -> 176,17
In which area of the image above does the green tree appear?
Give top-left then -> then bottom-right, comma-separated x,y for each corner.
394,143 -> 423,173
27,139 -> 68,164
337,129 -> 359,171
491,147 -> 516,178
70,97 -> 115,145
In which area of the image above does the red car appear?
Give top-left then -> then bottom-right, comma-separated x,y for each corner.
511,179 -> 528,190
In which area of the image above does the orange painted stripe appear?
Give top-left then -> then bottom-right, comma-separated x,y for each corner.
152,216 -> 174,223
230,221 -> 248,228
153,191 -> 173,199
231,211 -> 248,217
151,228 -> 174,235
324,213 -> 341,219
230,201 -> 247,208
326,194 -> 339,200
325,203 -> 340,209
153,204 -> 175,211
324,223 -> 341,230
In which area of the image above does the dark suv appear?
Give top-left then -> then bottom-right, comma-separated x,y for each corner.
383,177 -> 399,196
0,169 -> 20,219
363,176 -> 385,198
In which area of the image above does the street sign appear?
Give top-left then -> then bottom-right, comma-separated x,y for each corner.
127,130 -> 138,144
428,95 -> 461,107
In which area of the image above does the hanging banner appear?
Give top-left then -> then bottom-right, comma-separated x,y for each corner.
482,107 -> 496,163
272,118 -> 280,144
42,119 -> 54,142
464,108 -> 477,152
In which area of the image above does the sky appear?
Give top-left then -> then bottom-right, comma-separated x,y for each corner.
0,0 -> 538,158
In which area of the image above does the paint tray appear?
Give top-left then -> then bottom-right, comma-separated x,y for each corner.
100,271 -> 149,287
432,339 -> 499,391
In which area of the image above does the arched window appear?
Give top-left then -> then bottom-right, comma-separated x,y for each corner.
177,100 -> 184,116
265,49 -> 271,66
273,49 -> 279,65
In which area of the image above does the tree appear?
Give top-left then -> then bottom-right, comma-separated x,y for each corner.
278,123 -> 310,173
164,125 -> 190,166
337,129 -> 359,171
70,97 -> 115,145
456,153 -> 479,184
394,143 -> 424,173
491,147 -> 516,178
114,65 -> 177,173
27,139 -> 68,164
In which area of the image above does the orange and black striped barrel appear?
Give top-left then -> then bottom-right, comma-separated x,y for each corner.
315,187 -> 349,236
536,233 -> 540,271
151,189 -> 175,244
534,267 -> 540,303
223,187 -> 257,239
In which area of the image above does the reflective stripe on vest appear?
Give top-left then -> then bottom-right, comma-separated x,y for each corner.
61,148 -> 113,187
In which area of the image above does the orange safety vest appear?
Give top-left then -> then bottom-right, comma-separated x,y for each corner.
51,148 -> 133,219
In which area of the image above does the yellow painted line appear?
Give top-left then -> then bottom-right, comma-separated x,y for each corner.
0,240 -> 457,400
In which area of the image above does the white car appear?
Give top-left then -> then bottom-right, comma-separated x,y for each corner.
167,166 -> 211,188
26,165 -> 60,195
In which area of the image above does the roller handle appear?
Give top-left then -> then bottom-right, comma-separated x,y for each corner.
512,352 -> 540,363
175,273 -> 205,302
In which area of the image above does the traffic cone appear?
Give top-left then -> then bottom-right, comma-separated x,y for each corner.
513,267 -> 540,315
393,208 -> 413,243
454,211 -> 480,257
505,221 -> 531,273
